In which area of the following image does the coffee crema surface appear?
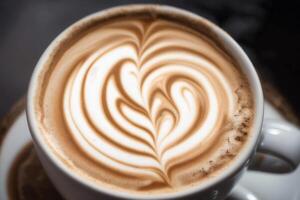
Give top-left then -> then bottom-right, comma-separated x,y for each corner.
36,18 -> 254,194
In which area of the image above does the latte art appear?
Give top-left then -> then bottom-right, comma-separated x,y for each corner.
37,18 -> 253,194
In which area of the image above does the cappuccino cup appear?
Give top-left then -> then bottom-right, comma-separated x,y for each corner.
27,4 -> 300,200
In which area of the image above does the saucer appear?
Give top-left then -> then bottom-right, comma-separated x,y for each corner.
0,101 -> 299,200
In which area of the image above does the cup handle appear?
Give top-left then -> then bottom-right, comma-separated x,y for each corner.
229,119 -> 300,199
258,119 -> 300,167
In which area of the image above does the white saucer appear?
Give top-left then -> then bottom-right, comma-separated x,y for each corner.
0,102 -> 299,200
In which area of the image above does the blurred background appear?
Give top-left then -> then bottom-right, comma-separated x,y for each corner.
0,0 -> 299,119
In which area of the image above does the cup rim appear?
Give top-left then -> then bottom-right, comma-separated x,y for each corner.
27,4 -> 264,199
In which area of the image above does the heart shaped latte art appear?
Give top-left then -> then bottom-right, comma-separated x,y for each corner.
61,19 -> 252,187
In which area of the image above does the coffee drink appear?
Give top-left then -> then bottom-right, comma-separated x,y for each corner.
33,12 -> 254,195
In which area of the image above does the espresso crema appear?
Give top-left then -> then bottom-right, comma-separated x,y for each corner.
35,17 -> 254,195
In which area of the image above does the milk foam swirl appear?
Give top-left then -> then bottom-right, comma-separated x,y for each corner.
44,19 -> 254,190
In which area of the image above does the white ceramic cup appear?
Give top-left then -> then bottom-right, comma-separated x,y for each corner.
27,4 -> 300,200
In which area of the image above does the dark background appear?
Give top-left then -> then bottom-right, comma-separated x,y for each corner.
0,0 -> 299,119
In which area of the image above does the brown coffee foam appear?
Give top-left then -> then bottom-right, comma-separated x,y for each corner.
33,5 -> 254,195
34,4 -> 239,134
34,4 -> 235,107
